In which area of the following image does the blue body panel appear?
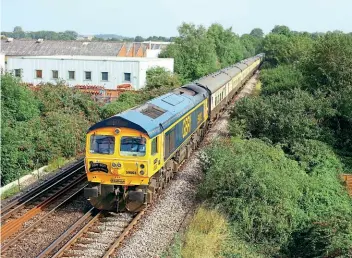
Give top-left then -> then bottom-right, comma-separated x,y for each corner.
164,104 -> 205,159
88,85 -> 209,138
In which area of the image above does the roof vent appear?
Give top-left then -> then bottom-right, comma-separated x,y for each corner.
36,38 -> 44,43
6,38 -> 14,42
134,104 -> 166,119
82,42 -> 89,46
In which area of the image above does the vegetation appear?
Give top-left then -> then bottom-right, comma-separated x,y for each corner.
2,26 -> 78,40
199,139 -> 352,256
164,206 -> 262,258
1,76 -> 101,185
160,23 -> 262,82
2,22 -> 351,256
192,26 -> 352,257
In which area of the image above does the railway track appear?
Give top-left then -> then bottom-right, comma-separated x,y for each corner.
0,159 -> 85,245
38,209 -> 145,258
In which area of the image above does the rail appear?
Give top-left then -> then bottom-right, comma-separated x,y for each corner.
1,158 -> 84,217
1,159 -> 85,242
48,209 -> 146,258
1,183 -> 87,254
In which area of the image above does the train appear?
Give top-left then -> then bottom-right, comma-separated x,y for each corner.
84,53 -> 265,212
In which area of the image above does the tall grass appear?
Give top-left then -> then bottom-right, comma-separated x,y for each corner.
182,207 -> 228,258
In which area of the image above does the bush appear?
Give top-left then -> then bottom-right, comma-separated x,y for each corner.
230,89 -> 335,146
1,74 -> 40,121
199,138 -> 352,256
100,91 -> 142,119
302,32 -> 352,92
146,67 -> 180,90
260,65 -> 304,95
285,140 -> 352,256
35,84 -> 101,123
1,75 -> 101,185
199,138 -> 307,253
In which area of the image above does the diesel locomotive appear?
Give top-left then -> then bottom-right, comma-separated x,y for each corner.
84,54 -> 264,212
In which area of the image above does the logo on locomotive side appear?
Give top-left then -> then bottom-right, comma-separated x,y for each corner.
182,115 -> 191,138
197,112 -> 203,125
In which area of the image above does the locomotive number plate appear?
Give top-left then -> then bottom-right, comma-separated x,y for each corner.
110,178 -> 125,184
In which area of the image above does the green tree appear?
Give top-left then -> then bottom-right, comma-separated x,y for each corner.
230,89 -> 335,145
250,28 -> 264,38
207,23 -> 244,67
145,67 -> 180,90
271,25 -> 291,36
260,65 -> 304,95
263,32 -> 314,67
134,36 -> 145,42
302,32 -> 352,92
159,23 -> 219,82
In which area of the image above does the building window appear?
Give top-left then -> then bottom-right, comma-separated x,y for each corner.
14,69 -> 21,77
85,71 -> 92,80
52,70 -> 58,79
101,72 -> 108,81
124,72 -> 131,82
68,71 -> 75,80
36,70 -> 42,78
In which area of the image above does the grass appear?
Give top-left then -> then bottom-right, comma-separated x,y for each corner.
1,156 -> 75,201
181,207 -> 228,258
1,184 -> 20,200
163,206 -> 263,258
45,156 -> 74,173
252,81 -> 262,96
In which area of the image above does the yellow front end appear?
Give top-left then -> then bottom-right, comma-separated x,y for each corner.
85,127 -> 162,187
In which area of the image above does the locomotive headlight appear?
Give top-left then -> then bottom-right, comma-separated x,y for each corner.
140,164 -> 145,169
140,170 -> 145,175
112,162 -> 121,168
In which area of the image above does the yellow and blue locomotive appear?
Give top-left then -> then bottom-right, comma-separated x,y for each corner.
84,54 -> 264,212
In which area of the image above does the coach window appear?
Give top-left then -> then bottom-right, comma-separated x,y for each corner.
151,137 -> 158,155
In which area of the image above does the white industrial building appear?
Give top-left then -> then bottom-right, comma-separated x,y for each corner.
6,55 -> 174,90
0,53 -> 5,74
1,39 -> 173,89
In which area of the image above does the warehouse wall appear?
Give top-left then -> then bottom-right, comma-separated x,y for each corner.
6,56 -> 174,90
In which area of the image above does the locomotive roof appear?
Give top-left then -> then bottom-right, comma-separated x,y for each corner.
88,84 -> 209,138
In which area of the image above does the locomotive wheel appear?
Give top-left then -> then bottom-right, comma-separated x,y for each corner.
125,200 -> 146,213
89,193 -> 117,211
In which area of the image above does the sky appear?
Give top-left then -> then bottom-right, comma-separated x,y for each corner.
1,0 -> 352,37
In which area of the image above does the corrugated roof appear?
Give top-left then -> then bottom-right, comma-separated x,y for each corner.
1,39 -> 125,56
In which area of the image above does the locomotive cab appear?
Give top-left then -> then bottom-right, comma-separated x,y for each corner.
84,125 -> 162,212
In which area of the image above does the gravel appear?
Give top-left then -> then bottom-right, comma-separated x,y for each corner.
2,187 -> 90,258
115,73 -> 259,258
63,212 -> 134,258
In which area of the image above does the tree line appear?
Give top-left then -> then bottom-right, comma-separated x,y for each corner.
1,26 -> 79,40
